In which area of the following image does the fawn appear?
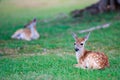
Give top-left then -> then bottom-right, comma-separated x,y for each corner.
11,18 -> 40,41
72,32 -> 109,69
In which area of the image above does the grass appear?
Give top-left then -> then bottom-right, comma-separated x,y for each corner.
0,0 -> 120,80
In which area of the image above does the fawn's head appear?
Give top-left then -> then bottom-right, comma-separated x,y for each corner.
72,32 -> 90,52
24,18 -> 37,29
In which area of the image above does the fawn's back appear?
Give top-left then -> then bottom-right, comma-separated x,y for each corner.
80,50 -> 109,69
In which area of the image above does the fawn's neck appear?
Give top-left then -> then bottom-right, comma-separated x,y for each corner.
30,26 -> 35,33
76,47 -> 85,63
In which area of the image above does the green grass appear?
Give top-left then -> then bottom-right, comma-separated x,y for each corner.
0,0 -> 120,80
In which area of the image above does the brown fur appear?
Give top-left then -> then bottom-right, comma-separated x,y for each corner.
12,28 -> 32,41
11,18 -> 39,41
74,37 -> 109,69
76,38 -> 85,43
22,28 -> 31,38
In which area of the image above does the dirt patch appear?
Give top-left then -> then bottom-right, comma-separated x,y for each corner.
0,48 -> 18,55
0,47 -> 73,59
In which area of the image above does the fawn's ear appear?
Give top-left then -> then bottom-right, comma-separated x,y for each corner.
84,32 -> 90,41
72,32 -> 78,40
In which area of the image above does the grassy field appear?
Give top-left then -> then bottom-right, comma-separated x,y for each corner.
0,0 -> 120,80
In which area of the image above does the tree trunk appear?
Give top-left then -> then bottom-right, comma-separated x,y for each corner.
71,0 -> 120,18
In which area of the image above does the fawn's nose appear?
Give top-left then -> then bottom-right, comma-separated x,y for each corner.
75,48 -> 79,51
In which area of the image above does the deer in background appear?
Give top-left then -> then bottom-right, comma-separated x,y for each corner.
11,18 -> 40,41
72,32 -> 109,69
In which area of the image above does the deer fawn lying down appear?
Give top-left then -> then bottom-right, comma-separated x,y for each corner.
72,32 -> 109,69
11,18 -> 40,41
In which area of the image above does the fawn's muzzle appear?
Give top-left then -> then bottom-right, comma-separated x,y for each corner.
75,48 -> 79,52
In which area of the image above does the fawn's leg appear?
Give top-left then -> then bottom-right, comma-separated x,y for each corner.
74,64 -> 86,69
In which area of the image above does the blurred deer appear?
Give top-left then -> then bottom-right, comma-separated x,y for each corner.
72,32 -> 109,69
11,18 -> 40,41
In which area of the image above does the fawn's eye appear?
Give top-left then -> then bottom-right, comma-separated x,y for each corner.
80,43 -> 83,45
